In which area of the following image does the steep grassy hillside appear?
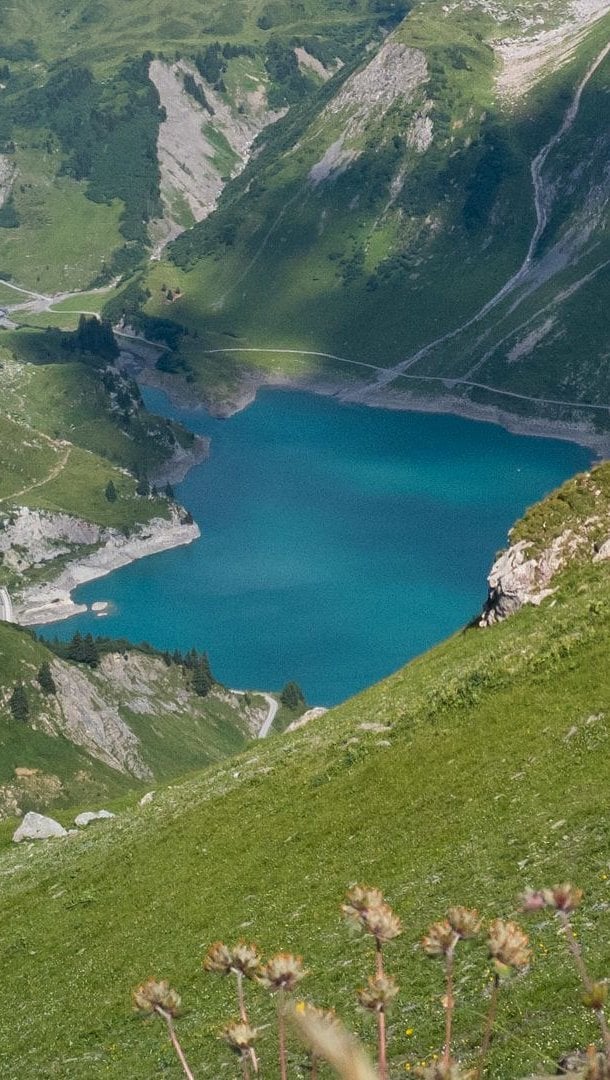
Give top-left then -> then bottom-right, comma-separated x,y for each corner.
0,0 -> 402,291
132,2 -> 610,437
0,622 -> 268,818
0,468 -> 608,1078
0,326 -> 206,600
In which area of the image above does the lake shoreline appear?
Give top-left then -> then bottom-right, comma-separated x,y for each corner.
41,385 -> 592,705
124,341 -> 609,458
15,512 -> 200,627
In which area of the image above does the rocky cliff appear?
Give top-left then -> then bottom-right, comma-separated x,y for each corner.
480,461 -> 610,625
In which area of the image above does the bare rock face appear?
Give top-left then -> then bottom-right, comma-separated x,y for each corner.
479,541 -> 556,625
309,41 -> 428,184
286,707 -> 328,732
324,41 -> 427,125
480,524 -> 610,626
13,811 -> 67,843
52,663 -> 153,780
0,506 -> 101,574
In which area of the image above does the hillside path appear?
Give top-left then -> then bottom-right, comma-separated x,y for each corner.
0,443 -> 72,505
199,346 -> 610,415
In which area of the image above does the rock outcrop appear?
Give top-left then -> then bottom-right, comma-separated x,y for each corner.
74,810 -> 115,826
13,811 -> 67,843
481,525 -> 610,626
309,41 -> 428,185
51,663 -> 153,779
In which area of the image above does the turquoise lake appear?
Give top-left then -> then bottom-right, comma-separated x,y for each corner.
43,390 -> 591,705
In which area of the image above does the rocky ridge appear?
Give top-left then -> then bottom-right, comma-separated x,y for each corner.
480,463 -> 610,625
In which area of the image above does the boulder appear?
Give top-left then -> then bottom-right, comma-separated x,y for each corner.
13,812 -> 67,843
74,810 -> 115,827
139,791 -> 155,806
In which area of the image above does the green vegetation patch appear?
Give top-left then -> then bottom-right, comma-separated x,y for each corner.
0,533 -> 608,1075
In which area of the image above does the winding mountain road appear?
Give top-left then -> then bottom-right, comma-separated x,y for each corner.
257,693 -> 279,738
231,689 -> 279,738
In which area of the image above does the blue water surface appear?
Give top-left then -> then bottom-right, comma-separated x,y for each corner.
42,390 -> 591,705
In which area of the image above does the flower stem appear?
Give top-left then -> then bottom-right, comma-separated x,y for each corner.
236,973 -> 259,1074
376,939 -> 385,978
475,972 -> 500,1079
443,944 -> 456,1071
374,938 -> 389,1079
157,1008 -> 196,1080
558,912 -> 610,1066
377,1007 -> 388,1080
278,992 -> 288,1080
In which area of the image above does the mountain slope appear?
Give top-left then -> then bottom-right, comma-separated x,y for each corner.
0,0 -> 402,291
0,465 -> 609,1078
0,622 -> 271,817
134,1 -> 610,443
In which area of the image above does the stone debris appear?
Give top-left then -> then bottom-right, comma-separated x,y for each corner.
74,810 -> 116,826
13,811 -> 67,843
286,708 -> 328,732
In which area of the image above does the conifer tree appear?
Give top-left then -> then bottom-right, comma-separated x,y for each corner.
9,683 -> 29,722
37,660 -> 56,695
280,681 -> 306,711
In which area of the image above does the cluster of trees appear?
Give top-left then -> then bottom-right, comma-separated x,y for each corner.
193,42 -> 254,91
183,73 -> 214,114
264,39 -> 311,107
41,635 -> 217,696
18,57 -> 163,248
279,680 -> 306,710
7,662 -> 56,722
161,647 -> 216,698
64,315 -> 119,363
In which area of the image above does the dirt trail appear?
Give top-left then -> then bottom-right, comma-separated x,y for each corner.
0,443 -> 72,505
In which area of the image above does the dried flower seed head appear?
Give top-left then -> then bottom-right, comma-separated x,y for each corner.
583,982 -> 609,1010
204,941 -> 234,975
222,1021 -> 259,1055
342,885 -> 388,932
230,942 -> 261,979
520,889 -> 547,912
132,978 -> 181,1018
446,907 -> 481,940
422,920 -> 458,958
364,901 -> 403,943
544,884 -> 584,913
488,919 -> 530,972
259,952 -> 307,993
357,974 -> 400,1013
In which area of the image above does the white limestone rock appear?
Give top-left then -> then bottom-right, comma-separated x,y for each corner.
13,812 -> 67,843
74,810 -> 116,826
